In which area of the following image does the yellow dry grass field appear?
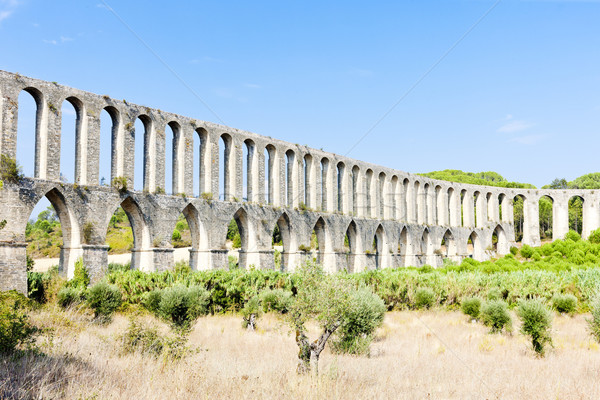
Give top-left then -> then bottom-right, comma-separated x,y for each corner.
2,309 -> 600,400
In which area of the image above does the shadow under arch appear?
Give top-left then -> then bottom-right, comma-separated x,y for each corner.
493,224 -> 509,255
311,216 -> 331,270
374,224 -> 388,269
232,207 -> 257,269
398,226 -> 409,266
441,228 -> 457,260
107,196 -> 152,271
344,220 -> 361,273
180,203 -> 209,270
420,228 -> 432,265
467,230 -> 483,261
273,211 -> 296,271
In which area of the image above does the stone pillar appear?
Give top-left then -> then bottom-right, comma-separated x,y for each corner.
84,106 -> 99,185
258,249 -> 275,270
553,197 -> 569,240
233,140 -> 243,201
449,189 -> 460,227
82,244 -> 109,284
189,249 -> 212,270
416,184 -> 426,224
182,128 -> 194,196
257,147 -> 266,203
502,196 -> 513,223
45,93 -> 60,181
523,197 -> 541,247
0,242 -> 27,294
407,182 -> 416,224
463,191 -> 475,227
355,170 -> 365,217
278,151 -> 285,207
151,248 -> 174,272
582,196 -> 599,239
426,186 -> 435,225
488,194 -> 500,224
437,189 -> 448,226
475,193 -> 486,228
209,249 -> 228,269
124,116 -> 136,189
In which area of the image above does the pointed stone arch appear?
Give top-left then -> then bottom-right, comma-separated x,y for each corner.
493,224 -> 509,255
232,207 -> 256,269
441,228 -> 457,260
373,224 -> 388,269
181,203 -> 209,270
344,220 -> 360,273
467,230 -> 483,261
274,211 -> 296,271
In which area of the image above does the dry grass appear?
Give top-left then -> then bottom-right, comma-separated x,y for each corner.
2,308 -> 600,399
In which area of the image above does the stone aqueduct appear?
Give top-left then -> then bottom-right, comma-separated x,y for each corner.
1,70 -> 598,294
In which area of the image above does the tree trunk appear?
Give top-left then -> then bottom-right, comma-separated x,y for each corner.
295,324 -> 339,375
246,313 -> 256,331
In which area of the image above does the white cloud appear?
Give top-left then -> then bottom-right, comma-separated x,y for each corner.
244,83 -> 261,89
43,39 -> 57,45
509,134 -> 544,145
497,120 -> 535,133
60,36 -> 73,42
0,0 -> 20,24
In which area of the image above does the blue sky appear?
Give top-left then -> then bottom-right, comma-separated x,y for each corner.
2,0 -> 600,212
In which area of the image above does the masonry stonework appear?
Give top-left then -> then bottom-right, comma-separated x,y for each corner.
1,71 -> 599,295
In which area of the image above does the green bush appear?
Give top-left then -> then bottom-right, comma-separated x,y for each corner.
0,291 -> 40,354
260,288 -> 293,313
158,285 -> 210,329
68,258 -> 90,289
520,245 -> 534,259
241,295 -> 262,330
565,230 -> 581,242
142,290 -> 162,314
0,155 -> 24,184
588,228 -> 600,244
486,287 -> 503,301
120,318 -> 194,361
414,287 -> 435,309
551,293 -> 578,314
57,287 -> 86,308
481,300 -> 512,333
27,271 -> 45,303
517,299 -> 553,356
330,287 -> 386,355
510,246 -> 519,255
461,297 -> 481,319
86,282 -> 122,321
171,229 -> 181,242
587,296 -> 600,343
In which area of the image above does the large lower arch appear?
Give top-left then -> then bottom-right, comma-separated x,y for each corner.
344,220 -> 360,273
232,208 -> 257,269
493,225 -> 509,256
274,212 -> 296,271
398,226 -> 409,267
373,224 -> 389,269
117,197 -> 152,271
441,228 -> 457,261
311,216 -> 333,272
33,188 -> 82,279
420,228 -> 433,265
181,203 -> 209,270
467,230 -> 483,261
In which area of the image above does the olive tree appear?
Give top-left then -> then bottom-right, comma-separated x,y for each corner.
289,261 -> 384,374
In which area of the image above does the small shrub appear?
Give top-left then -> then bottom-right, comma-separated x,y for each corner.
120,318 -> 165,357
120,318 -> 194,361
0,291 -> 40,354
260,288 -> 292,313
486,287 -> 503,301
330,287 -> 386,356
520,245 -> 534,259
509,246 -> 518,255
86,282 -> 122,321
68,258 -> 90,289
232,233 -> 241,249
171,229 -> 182,242
564,230 -> 581,242
57,287 -> 86,308
461,297 -> 481,319
480,300 -> 512,333
588,228 -> 600,244
517,299 -> 553,356
0,155 -> 24,184
241,295 -> 262,330
142,290 -> 162,314
112,176 -> 128,192
587,296 -> 600,343
414,287 -> 435,309
551,293 -> 577,314
158,285 -> 209,329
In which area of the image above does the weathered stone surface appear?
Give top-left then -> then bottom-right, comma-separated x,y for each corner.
1,71 -> 599,294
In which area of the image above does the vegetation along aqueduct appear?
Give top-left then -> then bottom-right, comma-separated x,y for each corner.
1,71 -> 598,294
